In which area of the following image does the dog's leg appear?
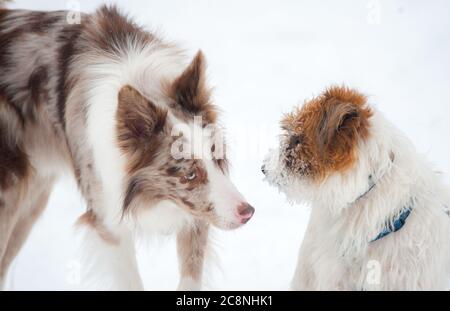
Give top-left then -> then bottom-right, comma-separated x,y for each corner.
176,220 -> 209,291
0,175 -> 53,290
77,213 -> 143,290
0,187 -> 51,284
291,226 -> 319,291
291,248 -> 315,290
0,202 -> 17,290
0,185 -> 24,290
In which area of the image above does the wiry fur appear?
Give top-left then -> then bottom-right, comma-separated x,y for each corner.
263,86 -> 450,290
0,4 -> 254,290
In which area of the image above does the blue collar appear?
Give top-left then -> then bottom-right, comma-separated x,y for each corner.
355,174 -> 376,202
371,207 -> 412,242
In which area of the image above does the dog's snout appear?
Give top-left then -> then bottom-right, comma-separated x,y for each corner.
261,164 -> 266,175
237,203 -> 255,224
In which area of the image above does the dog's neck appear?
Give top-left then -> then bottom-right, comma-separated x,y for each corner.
348,171 -> 387,208
353,174 -> 377,203
348,152 -> 396,207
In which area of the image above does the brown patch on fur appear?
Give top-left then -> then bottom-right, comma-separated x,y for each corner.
56,23 -> 84,128
0,147 -> 30,190
166,166 -> 181,176
123,176 -> 144,212
181,198 -> 195,209
76,210 -> 118,244
165,51 -> 217,125
84,5 -> 154,55
214,158 -> 229,174
122,158 -> 211,214
0,14 -> 25,95
167,180 -> 176,187
27,12 -> 61,34
0,98 -> 29,189
205,204 -> 213,212
28,66 -> 49,107
116,85 -> 168,173
282,85 -> 372,180
0,9 -> 8,22
180,162 -> 208,190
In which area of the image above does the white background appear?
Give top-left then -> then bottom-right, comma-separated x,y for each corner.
4,0 -> 450,290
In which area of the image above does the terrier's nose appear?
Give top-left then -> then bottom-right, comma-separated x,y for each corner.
261,165 -> 266,175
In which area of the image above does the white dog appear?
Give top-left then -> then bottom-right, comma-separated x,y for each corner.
263,86 -> 450,290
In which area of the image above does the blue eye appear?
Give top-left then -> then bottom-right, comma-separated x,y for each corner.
185,172 -> 197,181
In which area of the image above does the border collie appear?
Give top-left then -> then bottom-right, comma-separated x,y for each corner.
263,86 -> 450,290
0,3 -> 254,290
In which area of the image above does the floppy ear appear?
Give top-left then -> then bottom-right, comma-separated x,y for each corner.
170,50 -> 209,114
317,100 -> 370,157
117,85 -> 167,149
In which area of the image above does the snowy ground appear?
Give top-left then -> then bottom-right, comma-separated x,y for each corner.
4,0 -> 450,290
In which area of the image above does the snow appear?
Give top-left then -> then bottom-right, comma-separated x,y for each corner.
4,0 -> 450,290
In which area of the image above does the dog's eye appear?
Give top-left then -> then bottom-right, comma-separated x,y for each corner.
185,172 -> 197,181
289,135 -> 303,149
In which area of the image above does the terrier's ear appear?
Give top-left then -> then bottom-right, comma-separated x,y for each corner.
170,50 -> 209,114
117,85 -> 167,148
318,102 -> 361,151
316,87 -> 372,164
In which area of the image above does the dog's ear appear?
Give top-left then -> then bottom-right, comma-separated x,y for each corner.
316,87 -> 372,167
117,85 -> 167,148
318,102 -> 360,151
169,50 -> 210,114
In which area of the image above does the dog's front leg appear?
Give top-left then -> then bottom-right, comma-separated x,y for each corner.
77,215 -> 144,291
176,220 -> 209,291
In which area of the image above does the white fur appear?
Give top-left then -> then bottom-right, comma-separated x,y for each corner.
205,159 -> 246,229
264,109 -> 450,290
132,200 -> 194,235
76,225 -> 144,290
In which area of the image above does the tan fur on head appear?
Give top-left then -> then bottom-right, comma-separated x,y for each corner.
281,85 -> 373,180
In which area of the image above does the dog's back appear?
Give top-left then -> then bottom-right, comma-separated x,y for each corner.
0,7 -> 82,178
0,7 -> 78,288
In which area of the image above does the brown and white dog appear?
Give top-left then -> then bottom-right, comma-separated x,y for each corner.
263,86 -> 450,290
0,3 -> 254,290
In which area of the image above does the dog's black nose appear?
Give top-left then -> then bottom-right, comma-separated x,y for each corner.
261,165 -> 266,175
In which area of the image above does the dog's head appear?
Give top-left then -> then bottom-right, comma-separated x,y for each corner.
116,52 -> 254,230
262,86 -> 390,210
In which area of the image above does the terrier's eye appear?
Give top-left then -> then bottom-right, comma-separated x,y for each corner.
185,172 -> 197,181
289,135 -> 302,149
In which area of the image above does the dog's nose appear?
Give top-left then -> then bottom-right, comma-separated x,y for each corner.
261,165 -> 266,175
237,203 -> 255,224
